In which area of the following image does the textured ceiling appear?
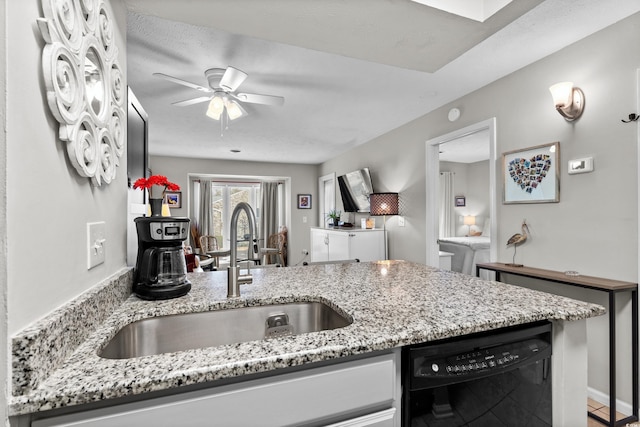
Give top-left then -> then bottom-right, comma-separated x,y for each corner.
124,0 -> 640,164
439,130 -> 491,164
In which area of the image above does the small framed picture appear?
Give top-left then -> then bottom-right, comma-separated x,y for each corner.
164,191 -> 182,208
297,194 -> 312,209
455,196 -> 466,207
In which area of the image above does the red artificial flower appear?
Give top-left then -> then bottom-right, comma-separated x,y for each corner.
166,182 -> 180,191
132,177 -> 148,190
132,175 -> 180,194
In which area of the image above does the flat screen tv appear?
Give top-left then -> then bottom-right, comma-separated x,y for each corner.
338,168 -> 374,212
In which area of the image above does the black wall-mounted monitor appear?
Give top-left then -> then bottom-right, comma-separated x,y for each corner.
338,168 -> 374,212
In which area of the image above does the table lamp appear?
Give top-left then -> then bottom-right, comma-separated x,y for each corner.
369,192 -> 399,260
463,215 -> 476,236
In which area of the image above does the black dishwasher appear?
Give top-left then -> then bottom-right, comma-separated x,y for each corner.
403,321 -> 552,426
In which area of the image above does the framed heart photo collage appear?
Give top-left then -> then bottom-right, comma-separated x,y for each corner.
502,142 -> 560,204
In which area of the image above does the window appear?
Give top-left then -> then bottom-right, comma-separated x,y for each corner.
318,172 -> 336,226
190,176 -> 289,264
211,182 -> 260,249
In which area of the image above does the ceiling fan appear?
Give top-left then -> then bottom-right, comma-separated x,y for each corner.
153,66 -> 285,124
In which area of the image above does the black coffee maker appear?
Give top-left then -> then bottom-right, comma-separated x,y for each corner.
133,216 -> 191,300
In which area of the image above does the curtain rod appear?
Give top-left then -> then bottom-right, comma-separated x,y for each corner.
192,178 -> 284,185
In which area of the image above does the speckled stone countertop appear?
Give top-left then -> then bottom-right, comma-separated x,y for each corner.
10,261 -> 605,416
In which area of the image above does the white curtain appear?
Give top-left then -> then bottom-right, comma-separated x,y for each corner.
439,172 -> 455,238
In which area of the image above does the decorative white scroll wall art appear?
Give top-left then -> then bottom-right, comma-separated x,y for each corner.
37,0 -> 125,186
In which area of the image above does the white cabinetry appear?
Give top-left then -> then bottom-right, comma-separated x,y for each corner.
310,227 -> 385,262
32,352 -> 400,427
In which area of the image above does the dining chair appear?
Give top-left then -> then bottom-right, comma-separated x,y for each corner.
199,235 -> 219,252
260,232 -> 287,266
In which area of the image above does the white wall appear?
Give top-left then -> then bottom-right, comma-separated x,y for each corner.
1,0 -> 8,423
149,156 -> 319,266
5,0 -> 129,364
320,12 -> 640,404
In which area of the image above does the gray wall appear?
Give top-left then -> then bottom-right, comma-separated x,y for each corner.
149,156 -> 319,266
440,160 -> 490,236
1,0 -> 8,421
6,0 -> 129,336
3,0 -> 129,413
320,12 -> 640,404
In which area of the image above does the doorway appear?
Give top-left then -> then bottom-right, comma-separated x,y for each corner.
425,118 -> 497,268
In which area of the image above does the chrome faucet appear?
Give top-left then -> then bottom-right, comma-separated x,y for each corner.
227,202 -> 257,298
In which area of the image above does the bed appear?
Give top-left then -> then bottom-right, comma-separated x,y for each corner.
438,236 -> 490,277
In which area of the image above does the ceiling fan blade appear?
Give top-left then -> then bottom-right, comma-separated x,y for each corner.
219,66 -> 248,92
171,96 -> 212,107
234,92 -> 285,106
153,72 -> 212,93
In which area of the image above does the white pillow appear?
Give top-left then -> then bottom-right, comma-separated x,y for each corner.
480,218 -> 491,237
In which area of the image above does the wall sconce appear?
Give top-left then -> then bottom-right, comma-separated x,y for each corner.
463,215 -> 476,236
549,82 -> 585,121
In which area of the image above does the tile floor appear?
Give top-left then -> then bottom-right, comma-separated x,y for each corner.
588,398 -> 628,426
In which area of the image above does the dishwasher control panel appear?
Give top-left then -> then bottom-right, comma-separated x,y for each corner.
415,338 -> 549,378
407,321 -> 552,389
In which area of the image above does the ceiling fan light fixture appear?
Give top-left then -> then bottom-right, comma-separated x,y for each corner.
225,99 -> 246,121
206,94 -> 225,120
156,65 -> 283,129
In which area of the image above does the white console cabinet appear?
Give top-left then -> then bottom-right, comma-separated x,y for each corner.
310,227 -> 385,262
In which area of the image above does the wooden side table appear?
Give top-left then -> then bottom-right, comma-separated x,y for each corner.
476,262 -> 638,427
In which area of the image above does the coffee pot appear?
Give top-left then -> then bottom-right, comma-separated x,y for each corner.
133,216 -> 191,300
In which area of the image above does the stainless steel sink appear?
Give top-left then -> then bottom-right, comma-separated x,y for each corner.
99,301 -> 352,359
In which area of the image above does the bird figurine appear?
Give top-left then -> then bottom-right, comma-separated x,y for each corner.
506,220 -> 530,266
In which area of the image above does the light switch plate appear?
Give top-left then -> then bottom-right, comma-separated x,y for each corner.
568,157 -> 594,175
87,222 -> 106,269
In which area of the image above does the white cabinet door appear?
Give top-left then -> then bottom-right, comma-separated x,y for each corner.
348,231 -> 385,262
310,229 -> 385,263
327,230 -> 350,261
310,228 -> 329,262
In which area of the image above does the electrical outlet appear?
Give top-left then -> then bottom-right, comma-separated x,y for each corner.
87,222 -> 106,269
398,216 -> 405,227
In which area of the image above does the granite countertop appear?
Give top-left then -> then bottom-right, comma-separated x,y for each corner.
10,261 -> 605,415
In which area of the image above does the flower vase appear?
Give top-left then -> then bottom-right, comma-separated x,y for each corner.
149,198 -> 164,217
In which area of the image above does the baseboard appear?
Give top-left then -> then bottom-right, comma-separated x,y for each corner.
588,386 -> 633,416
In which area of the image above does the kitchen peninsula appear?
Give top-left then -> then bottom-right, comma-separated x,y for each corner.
9,261 -> 604,426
